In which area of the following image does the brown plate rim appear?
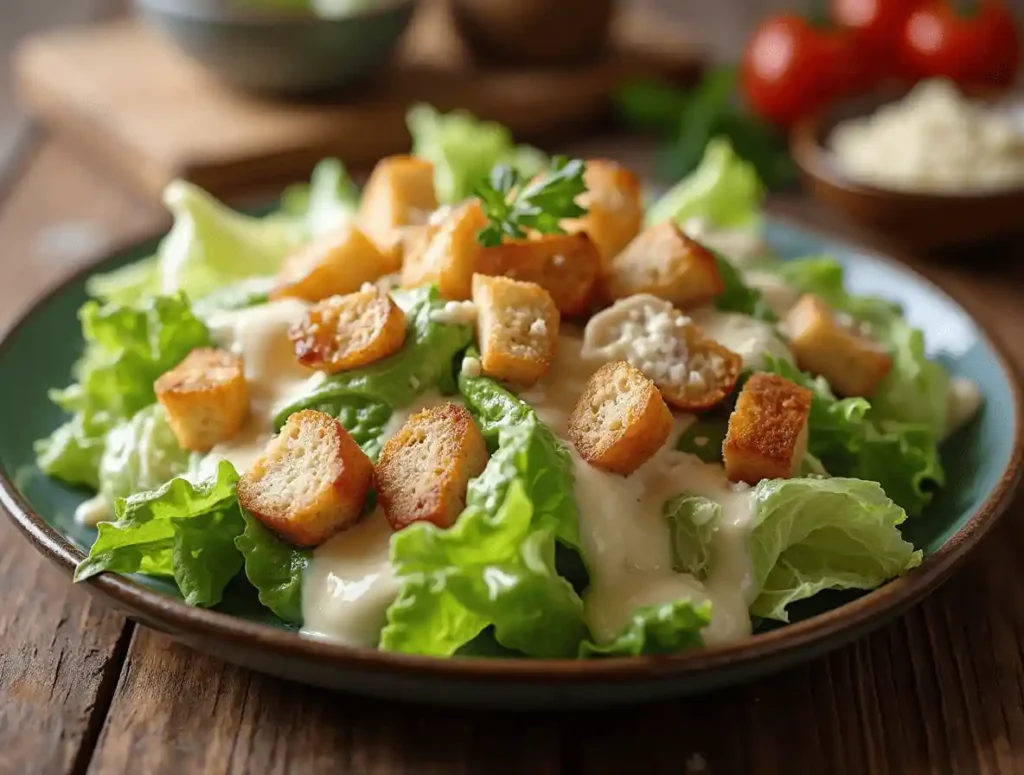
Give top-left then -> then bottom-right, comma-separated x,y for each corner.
2,215 -> 1022,686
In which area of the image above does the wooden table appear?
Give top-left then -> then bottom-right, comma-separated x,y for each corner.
3,129 -> 1024,775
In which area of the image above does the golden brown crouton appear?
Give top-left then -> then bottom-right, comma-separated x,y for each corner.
271,224 -> 397,303
475,232 -> 601,316
375,403 -> 488,531
784,294 -> 893,397
563,160 -> 643,269
581,294 -> 743,411
400,201 -> 489,299
604,222 -> 725,309
472,274 -> 560,387
289,288 -> 407,373
155,348 -> 248,453
358,155 -> 438,258
724,373 -> 812,485
237,410 -> 374,547
568,361 -> 673,476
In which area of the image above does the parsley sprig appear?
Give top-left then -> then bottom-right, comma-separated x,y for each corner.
474,156 -> 588,247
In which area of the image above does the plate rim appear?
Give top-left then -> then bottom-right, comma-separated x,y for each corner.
2,216 -> 1021,686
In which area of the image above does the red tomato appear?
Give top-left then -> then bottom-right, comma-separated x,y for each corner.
831,0 -> 923,81
902,1 -> 1021,87
742,14 -> 864,127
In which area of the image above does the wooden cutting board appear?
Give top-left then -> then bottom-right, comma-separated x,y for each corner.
14,2 -> 702,200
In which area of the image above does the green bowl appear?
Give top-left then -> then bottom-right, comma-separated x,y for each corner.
1,218 -> 1020,708
133,0 -> 418,96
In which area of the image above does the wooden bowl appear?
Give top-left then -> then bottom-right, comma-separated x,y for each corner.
133,0 -> 418,96
791,88 -> 1024,251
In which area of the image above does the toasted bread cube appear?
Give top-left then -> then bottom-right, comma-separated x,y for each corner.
271,224 -> 398,303
563,160 -> 643,269
784,294 -> 893,397
568,361 -> 672,476
476,232 -> 600,316
604,223 -> 725,310
472,274 -> 560,387
375,403 -> 488,531
400,201 -> 489,299
358,155 -> 438,258
155,348 -> 248,453
289,289 -> 406,373
724,373 -> 812,484
237,410 -> 373,547
581,294 -> 743,411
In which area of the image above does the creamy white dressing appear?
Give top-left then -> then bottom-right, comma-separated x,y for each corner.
742,269 -> 800,318
683,218 -> 771,266
301,507 -> 399,646
522,335 -> 756,645
688,308 -> 793,371
75,492 -> 112,527
945,377 -> 983,439
199,299 -> 324,475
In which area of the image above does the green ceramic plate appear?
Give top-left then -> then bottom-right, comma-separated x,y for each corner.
2,219 -> 1021,709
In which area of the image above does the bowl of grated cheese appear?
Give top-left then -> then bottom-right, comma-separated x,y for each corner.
791,79 -> 1024,251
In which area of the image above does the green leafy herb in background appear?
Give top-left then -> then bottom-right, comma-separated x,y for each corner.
474,157 -> 588,247
616,68 -> 796,189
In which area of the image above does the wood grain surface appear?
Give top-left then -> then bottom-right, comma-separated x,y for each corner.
4,3 -> 1024,775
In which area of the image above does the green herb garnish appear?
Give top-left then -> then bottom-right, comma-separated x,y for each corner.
474,156 -> 588,247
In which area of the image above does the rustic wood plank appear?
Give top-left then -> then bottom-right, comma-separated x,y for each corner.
87,628 -> 563,775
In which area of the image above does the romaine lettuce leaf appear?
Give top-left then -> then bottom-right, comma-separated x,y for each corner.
36,293 -> 210,488
407,104 -> 547,203
646,137 -> 764,229
764,354 -> 944,516
235,509 -> 311,625
381,480 -> 586,658
713,252 -> 777,322
273,286 -> 473,429
578,599 -> 710,657
98,404 -> 191,505
157,181 -> 304,300
676,415 -> 729,463
279,157 -> 359,237
74,461 -> 243,607
86,257 -> 161,305
665,477 -> 922,622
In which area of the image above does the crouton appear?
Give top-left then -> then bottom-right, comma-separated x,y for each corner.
155,348 -> 248,453
271,224 -> 397,303
472,274 -> 560,386
375,403 -> 488,531
237,410 -> 374,547
581,294 -> 742,411
604,222 -> 725,309
289,288 -> 407,373
475,232 -> 600,315
724,373 -> 812,485
568,361 -> 672,476
358,155 -> 438,258
563,159 -> 643,268
400,201 -> 489,299
784,294 -> 893,397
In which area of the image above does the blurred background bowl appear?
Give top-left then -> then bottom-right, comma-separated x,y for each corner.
791,87 -> 1024,252
133,0 -> 418,96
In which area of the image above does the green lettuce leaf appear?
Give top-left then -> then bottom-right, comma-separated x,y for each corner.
98,404 -> 191,506
235,509 -> 311,625
381,480 -> 586,658
764,355 -> 944,516
645,137 -> 764,229
74,461 -> 243,607
36,293 -> 210,488
192,277 -> 274,318
157,180 -> 304,300
665,477 -> 921,622
407,104 -> 547,203
273,286 -> 474,430
676,415 -> 728,463
713,252 -> 777,322
279,157 -> 359,237
86,257 -> 161,305
579,599 -> 710,657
